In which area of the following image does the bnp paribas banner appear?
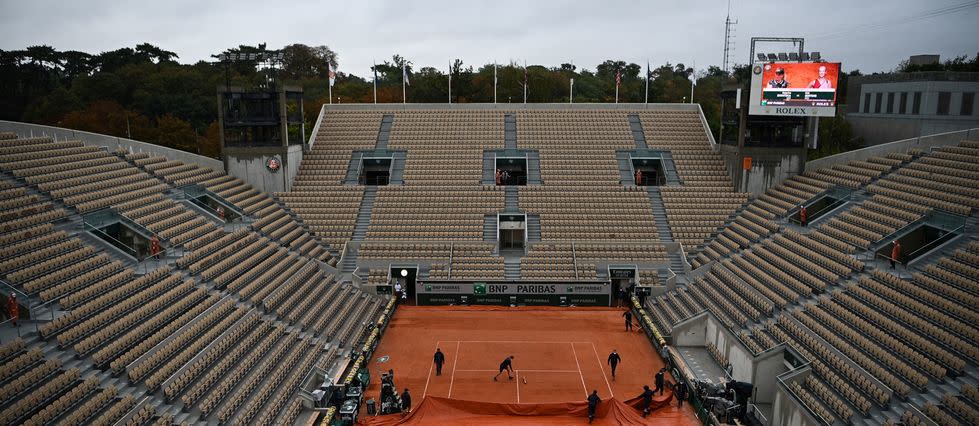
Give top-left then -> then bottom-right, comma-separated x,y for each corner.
420,282 -> 610,295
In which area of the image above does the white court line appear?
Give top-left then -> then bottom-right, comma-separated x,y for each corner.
570,343 -> 589,397
447,341 -> 461,398
590,342 -> 614,397
450,340 -> 592,344
515,370 -> 521,403
456,369 -> 582,373
422,340 -> 440,398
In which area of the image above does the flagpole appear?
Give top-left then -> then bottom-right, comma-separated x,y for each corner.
493,62 -> 497,104
615,82 -> 619,104
448,61 -> 452,104
569,59 -> 574,104
644,61 -> 649,105
523,60 -> 527,104
328,62 -> 333,104
402,63 -> 407,104
372,61 -> 377,104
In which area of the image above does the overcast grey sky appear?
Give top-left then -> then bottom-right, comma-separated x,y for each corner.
1,0 -> 977,76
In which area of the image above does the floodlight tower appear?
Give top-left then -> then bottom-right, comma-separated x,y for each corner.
722,0 -> 738,74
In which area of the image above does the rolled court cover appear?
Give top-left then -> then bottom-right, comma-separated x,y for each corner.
357,392 -> 686,425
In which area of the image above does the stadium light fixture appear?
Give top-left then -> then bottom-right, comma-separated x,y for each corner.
401,269 -> 409,277
777,52 -> 788,61
757,53 -> 767,61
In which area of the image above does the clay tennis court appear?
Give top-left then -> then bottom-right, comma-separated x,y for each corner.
359,305 -> 698,425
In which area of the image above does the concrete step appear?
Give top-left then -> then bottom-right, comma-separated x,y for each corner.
504,186 -> 519,212
375,115 -> 394,149
628,114 -> 648,150
526,215 -> 542,243
483,214 -> 498,242
351,188 -> 377,241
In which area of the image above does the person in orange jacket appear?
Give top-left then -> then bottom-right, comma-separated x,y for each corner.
890,240 -> 901,269
7,293 -> 18,327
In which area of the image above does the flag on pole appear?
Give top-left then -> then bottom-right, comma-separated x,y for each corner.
327,62 -> 334,104
403,64 -> 410,86
570,78 -> 574,104
448,61 -> 452,104
615,70 -> 621,103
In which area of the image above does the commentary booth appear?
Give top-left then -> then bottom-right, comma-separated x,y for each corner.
416,281 -> 612,307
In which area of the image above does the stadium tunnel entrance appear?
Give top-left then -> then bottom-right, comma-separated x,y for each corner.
608,266 -> 637,306
360,157 -> 392,185
631,158 -> 666,186
496,157 -> 528,186
787,186 -> 850,226
83,209 -> 165,261
391,266 -> 418,302
874,212 -> 965,266
499,214 -> 526,251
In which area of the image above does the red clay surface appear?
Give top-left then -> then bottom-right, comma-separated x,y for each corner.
359,305 -> 699,425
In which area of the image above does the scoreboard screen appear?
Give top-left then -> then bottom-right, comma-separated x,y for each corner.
748,62 -> 841,117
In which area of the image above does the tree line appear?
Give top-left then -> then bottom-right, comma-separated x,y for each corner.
2,42 -> 907,158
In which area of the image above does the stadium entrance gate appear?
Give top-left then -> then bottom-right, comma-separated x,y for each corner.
415,281 -> 612,306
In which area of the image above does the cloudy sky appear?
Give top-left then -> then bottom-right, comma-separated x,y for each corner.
1,0 -> 977,77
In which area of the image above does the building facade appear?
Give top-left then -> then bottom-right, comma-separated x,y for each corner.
847,73 -> 979,145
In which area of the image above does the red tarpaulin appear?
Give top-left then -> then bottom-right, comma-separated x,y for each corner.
357,392 -> 689,426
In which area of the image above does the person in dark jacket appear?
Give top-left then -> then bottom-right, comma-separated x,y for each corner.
400,388 -> 412,413
607,350 -> 622,380
622,310 -> 633,331
638,385 -> 655,417
433,348 -> 446,376
587,390 -> 600,423
493,355 -> 515,381
654,368 -> 666,395
675,380 -> 688,407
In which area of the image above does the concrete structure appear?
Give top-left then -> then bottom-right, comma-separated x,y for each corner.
908,54 -> 940,66
0,120 -> 223,172
218,85 -> 305,193
805,127 -> 979,172
719,144 -> 806,197
847,73 -> 979,145
672,312 -> 804,425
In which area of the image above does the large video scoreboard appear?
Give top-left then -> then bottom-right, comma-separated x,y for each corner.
748,62 -> 841,117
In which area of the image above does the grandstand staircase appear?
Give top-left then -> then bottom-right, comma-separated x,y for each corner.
503,255 -> 521,280
526,214 -> 542,242
352,187 -> 377,241
504,186 -> 519,212
504,114 -> 517,149
526,151 -> 542,184
483,214 -> 497,242
646,187 -> 674,242
375,114 -> 394,149
628,115 -> 648,149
